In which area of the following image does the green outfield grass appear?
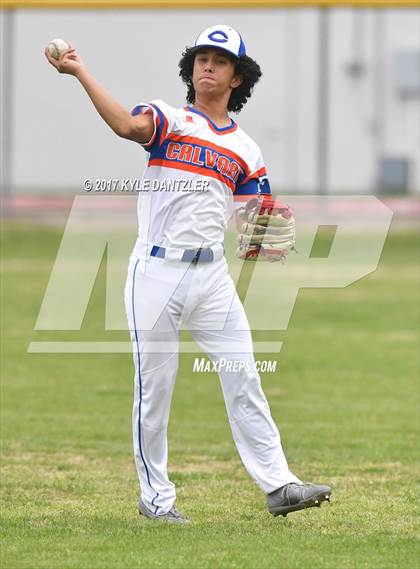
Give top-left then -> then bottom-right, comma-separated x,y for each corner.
1,220 -> 419,569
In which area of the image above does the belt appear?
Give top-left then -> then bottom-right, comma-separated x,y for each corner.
150,243 -> 224,264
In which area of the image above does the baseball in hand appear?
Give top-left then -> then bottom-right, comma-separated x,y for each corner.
47,38 -> 69,60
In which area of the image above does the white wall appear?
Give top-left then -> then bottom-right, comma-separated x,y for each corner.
2,8 -> 419,193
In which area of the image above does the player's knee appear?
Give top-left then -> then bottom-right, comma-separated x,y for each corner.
139,385 -> 173,429
223,366 -> 270,422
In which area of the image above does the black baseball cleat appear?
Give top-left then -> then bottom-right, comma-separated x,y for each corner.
138,499 -> 190,524
267,483 -> 332,517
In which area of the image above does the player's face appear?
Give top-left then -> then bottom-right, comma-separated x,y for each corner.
192,48 -> 242,98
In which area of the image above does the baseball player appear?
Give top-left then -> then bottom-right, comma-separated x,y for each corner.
45,25 -> 331,524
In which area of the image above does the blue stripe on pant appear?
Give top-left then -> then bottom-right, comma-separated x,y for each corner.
131,258 -> 160,514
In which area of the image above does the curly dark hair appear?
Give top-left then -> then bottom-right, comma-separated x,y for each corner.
178,47 -> 262,113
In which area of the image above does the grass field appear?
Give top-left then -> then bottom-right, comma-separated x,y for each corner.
1,219 -> 419,569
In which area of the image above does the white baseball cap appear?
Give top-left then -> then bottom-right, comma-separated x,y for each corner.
193,24 -> 246,58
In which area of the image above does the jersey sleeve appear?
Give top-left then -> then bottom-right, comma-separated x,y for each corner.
130,99 -> 177,152
234,149 -> 272,205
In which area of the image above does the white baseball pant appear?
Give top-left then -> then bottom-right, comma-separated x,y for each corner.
125,248 -> 301,515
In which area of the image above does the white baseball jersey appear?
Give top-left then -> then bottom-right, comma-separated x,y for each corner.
131,99 -> 271,249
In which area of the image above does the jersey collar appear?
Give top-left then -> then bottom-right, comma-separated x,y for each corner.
185,106 -> 237,135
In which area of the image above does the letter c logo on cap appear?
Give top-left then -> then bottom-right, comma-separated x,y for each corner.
208,30 -> 228,43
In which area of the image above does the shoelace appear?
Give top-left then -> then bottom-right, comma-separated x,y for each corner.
168,505 -> 184,519
284,483 -> 303,505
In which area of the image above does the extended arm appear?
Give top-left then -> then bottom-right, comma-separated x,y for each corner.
44,45 -> 154,144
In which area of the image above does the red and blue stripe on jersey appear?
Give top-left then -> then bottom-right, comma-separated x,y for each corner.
131,103 -> 271,196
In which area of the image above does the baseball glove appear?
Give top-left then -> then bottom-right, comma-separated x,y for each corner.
236,196 -> 296,262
